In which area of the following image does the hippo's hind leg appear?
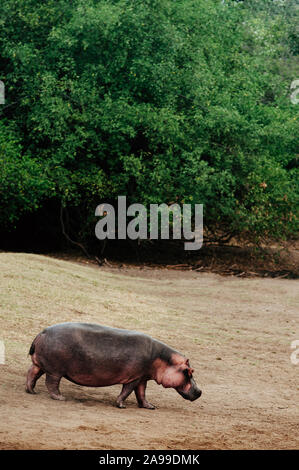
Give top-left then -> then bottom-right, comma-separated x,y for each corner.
25,365 -> 45,394
134,380 -> 156,410
116,379 -> 140,409
45,373 -> 65,401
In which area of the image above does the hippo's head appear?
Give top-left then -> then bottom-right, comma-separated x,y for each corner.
174,359 -> 202,401
158,356 -> 202,402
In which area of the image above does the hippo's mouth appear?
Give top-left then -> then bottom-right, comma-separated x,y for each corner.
176,388 -> 202,401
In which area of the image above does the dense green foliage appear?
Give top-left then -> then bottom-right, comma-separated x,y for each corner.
0,0 -> 298,247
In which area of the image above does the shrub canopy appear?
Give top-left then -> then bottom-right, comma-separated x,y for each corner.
0,0 -> 298,246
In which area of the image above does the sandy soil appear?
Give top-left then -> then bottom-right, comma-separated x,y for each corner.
0,252 -> 298,449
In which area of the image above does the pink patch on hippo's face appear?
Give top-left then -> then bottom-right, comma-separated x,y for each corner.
160,354 -> 194,390
161,366 -> 186,388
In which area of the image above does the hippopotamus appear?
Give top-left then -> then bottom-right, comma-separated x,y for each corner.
26,322 -> 202,409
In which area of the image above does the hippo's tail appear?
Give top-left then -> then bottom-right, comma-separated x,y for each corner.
29,341 -> 35,356
28,332 -> 42,356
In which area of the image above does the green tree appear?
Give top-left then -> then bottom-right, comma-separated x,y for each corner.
0,0 -> 298,247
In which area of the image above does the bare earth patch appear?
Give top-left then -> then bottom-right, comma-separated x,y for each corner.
0,252 -> 298,449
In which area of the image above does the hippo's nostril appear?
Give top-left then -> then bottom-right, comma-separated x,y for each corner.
190,389 -> 202,401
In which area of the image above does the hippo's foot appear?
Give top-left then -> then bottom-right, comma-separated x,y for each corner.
138,401 -> 156,410
25,386 -> 37,394
116,400 -> 126,409
49,393 -> 66,401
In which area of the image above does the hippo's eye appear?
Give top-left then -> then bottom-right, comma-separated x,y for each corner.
183,369 -> 190,379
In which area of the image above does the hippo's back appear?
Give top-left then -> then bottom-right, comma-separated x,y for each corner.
42,322 -> 153,348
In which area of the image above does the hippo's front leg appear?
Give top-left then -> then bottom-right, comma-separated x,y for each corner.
134,380 -> 156,410
116,379 -> 140,408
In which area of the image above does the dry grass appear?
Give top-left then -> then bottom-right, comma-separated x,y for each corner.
0,252 -> 298,449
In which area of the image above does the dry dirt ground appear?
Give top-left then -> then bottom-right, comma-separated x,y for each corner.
0,252 -> 298,450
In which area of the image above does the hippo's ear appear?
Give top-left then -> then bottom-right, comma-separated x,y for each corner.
180,364 -> 194,378
184,359 -> 194,377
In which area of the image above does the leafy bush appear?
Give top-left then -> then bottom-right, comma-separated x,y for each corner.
0,0 -> 298,246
